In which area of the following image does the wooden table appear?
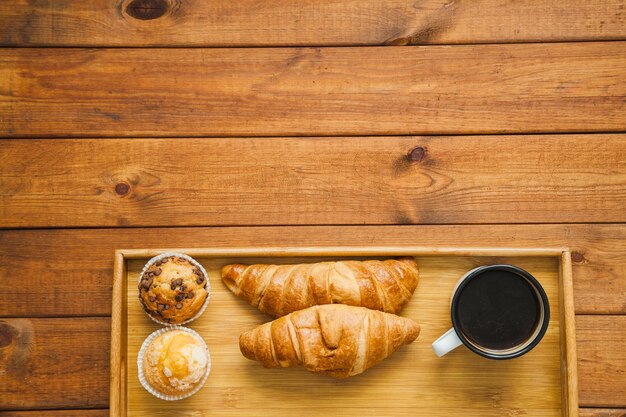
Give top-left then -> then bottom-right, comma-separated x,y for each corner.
0,1 -> 625,415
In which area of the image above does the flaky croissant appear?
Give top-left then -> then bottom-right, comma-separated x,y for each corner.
222,257 -> 418,317
240,304 -> 419,378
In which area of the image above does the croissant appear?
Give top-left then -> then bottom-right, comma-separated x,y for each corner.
222,257 -> 418,317
240,304 -> 420,378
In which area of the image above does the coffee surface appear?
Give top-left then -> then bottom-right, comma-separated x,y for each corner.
455,269 -> 540,351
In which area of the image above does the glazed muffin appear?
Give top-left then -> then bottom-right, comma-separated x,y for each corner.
139,327 -> 210,399
138,254 -> 209,324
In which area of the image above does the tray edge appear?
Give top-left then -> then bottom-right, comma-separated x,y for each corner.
560,251 -> 580,417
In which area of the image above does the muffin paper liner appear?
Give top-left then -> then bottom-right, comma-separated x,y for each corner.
138,326 -> 211,401
139,252 -> 211,326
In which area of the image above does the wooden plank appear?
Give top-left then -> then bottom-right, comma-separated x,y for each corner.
0,0 -> 624,46
0,318 -> 110,410
579,410 -> 626,417
1,224 -> 625,317
1,43 -> 625,137
2,409 -> 613,417
0,316 -> 622,409
577,316 -> 626,408
2,135 -> 626,227
0,411 -> 109,417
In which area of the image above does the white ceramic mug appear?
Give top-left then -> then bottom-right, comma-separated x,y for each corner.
431,264 -> 550,360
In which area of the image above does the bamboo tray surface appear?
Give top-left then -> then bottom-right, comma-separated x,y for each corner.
110,247 -> 578,417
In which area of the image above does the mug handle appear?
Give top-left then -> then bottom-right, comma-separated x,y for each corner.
432,328 -> 463,357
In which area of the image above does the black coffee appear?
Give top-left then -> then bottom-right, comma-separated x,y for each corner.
454,269 -> 541,351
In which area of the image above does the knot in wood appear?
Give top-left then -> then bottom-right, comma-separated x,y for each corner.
0,322 -> 15,349
571,251 -> 586,263
407,146 -> 427,162
115,182 -> 131,196
125,0 -> 168,20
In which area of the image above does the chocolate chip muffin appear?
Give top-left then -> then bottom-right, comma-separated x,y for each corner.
138,255 -> 209,324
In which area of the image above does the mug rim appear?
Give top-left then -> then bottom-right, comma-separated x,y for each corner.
450,264 -> 550,360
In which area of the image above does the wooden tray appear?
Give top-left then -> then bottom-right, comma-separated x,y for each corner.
110,247 -> 578,417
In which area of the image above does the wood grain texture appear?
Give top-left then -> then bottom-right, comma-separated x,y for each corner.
579,410 -> 626,417
1,43 -> 625,137
0,0 -> 624,46
0,318 -> 110,410
577,316 -> 626,408
2,135 -> 626,227
0,411 -> 109,417
120,254 -> 566,416
2,224 -> 626,317
0,409 -> 616,417
0,411 -> 615,417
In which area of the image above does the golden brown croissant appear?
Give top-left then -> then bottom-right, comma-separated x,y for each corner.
222,257 -> 418,317
240,304 -> 419,378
